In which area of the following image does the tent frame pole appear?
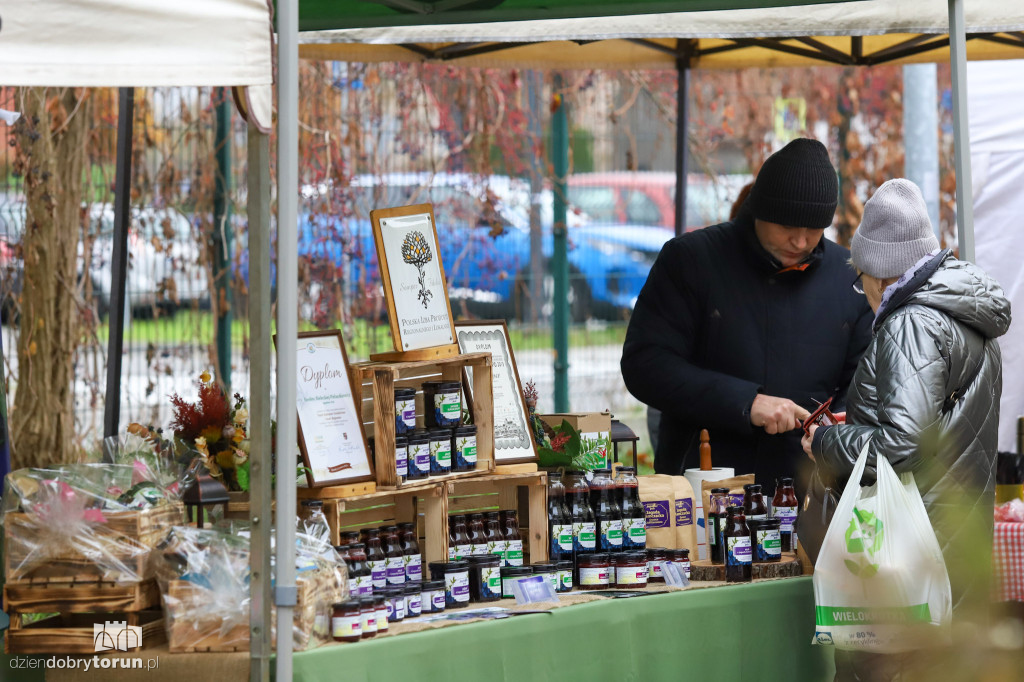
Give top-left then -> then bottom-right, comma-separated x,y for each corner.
674,40 -> 694,237
552,72 -> 569,413
948,0 -> 975,261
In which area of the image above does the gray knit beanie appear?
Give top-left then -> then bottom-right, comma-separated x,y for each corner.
851,179 -> 939,279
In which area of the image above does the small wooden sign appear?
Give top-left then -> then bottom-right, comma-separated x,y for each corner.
455,320 -> 538,465
370,204 -> 458,360
277,330 -> 374,488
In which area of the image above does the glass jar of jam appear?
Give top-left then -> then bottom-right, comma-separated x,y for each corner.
397,521 -> 422,582
428,428 -> 453,476
394,435 -> 408,482
500,566 -> 534,599
428,560 -> 470,608
380,587 -> 405,623
754,517 -> 782,563
467,554 -> 502,602
331,601 -> 362,642
556,561 -> 574,592
448,514 -> 472,561
394,387 -> 418,435
404,582 -> 423,617
613,551 -> 648,587
577,553 -> 611,590
772,477 -> 800,553
453,424 -> 478,472
421,580 -> 446,614
359,596 -> 377,639
406,430 -> 431,480
646,547 -> 667,583
530,561 -> 559,592
372,595 -> 388,634
500,510 -> 524,566
424,380 -> 462,428
668,548 -> 691,580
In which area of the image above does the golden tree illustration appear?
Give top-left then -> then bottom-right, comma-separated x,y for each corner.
402,230 -> 434,308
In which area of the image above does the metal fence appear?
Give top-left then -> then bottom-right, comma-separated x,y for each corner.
0,62 -> 955,462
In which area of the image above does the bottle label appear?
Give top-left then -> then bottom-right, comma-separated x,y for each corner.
615,566 -> 648,585
448,546 -> 455,561
575,521 -> 597,550
505,539 -> 523,566
405,553 -> 422,581
757,529 -> 782,559
774,506 -> 798,533
411,443 -> 430,474
628,517 -> 647,547
332,615 -> 361,639
747,514 -> 768,523
386,557 -> 406,585
674,498 -> 693,526
350,575 -> 370,595
483,566 -> 502,597
551,523 -> 572,556
600,519 -> 623,550
486,540 -> 505,564
472,543 -> 489,556
727,536 -> 752,565
448,570 -> 469,603
455,544 -> 471,561
396,447 -> 408,477
370,560 -> 387,589
709,518 -> 717,546
579,566 -> 610,586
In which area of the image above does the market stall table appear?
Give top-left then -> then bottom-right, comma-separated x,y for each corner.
994,521 -> 1024,602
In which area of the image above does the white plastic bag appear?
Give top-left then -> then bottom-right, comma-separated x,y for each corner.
812,444 -> 951,653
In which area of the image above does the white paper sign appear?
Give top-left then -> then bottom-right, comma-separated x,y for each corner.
380,212 -> 454,350
456,323 -> 536,463
295,335 -> 372,484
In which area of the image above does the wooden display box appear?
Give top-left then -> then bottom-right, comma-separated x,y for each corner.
446,472 -> 548,564
321,482 -> 448,578
3,579 -> 160,614
539,412 -> 612,469
352,351 -> 495,490
4,610 -> 164,655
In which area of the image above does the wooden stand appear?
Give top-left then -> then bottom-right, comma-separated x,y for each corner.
447,472 -> 548,564
689,552 -> 804,582
369,343 -> 461,363
353,351 -> 495,490
5,610 -> 165,655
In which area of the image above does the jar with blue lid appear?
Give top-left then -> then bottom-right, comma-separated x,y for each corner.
394,387 -> 418,435
428,560 -> 470,608
453,424 -> 478,472
406,431 -> 430,480
428,428 -> 453,475
424,380 -> 462,429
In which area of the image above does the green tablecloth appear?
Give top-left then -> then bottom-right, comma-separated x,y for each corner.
292,577 -> 834,682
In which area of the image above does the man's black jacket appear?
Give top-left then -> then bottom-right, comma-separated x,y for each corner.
620,208 -> 873,497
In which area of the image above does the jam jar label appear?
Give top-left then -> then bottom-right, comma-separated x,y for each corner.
756,529 -> 782,559
395,449 -> 408,478
727,536 -> 752,565
435,393 -> 461,422
505,539 -> 524,566
644,501 -> 671,529
559,570 -> 572,589
396,398 -> 417,429
554,524 -> 574,553
448,547 -> 455,561
674,498 -> 693,527
405,554 -> 422,581
579,567 -> 610,586
376,606 -> 389,631
386,557 -> 406,585
447,570 -> 470,603
574,521 -> 597,551
410,443 -> 430,474
332,615 -> 361,639
774,506 -> 798,533
362,610 -> 377,633
460,440 -> 477,464
430,439 -> 451,473
369,560 -> 387,589
673,559 -> 691,579
385,598 -> 395,620
483,566 -> 502,597
394,596 -> 406,620
431,591 -> 446,611
407,592 -> 422,615
600,519 -> 624,550
648,561 -> 663,579
616,566 -> 647,585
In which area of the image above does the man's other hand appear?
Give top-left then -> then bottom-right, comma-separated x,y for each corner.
750,394 -> 811,435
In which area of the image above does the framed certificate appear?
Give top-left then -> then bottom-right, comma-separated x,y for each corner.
370,204 -> 457,355
455,320 -> 538,464
280,330 -> 374,487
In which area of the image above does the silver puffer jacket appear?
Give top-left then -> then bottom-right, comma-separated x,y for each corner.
813,250 -> 1011,612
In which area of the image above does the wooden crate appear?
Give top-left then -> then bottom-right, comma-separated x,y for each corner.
104,502 -> 185,546
446,472 -> 548,564
352,352 -> 494,490
322,481 -> 448,577
4,610 -> 165,655
3,579 -> 160,614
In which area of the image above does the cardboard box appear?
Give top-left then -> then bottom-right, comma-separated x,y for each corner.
539,412 -> 612,470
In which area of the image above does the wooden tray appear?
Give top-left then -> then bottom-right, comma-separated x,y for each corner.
4,579 -> 160,614
446,472 -> 548,564
4,610 -> 164,655
690,551 -> 804,581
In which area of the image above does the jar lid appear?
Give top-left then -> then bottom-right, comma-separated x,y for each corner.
710,487 -> 729,493
577,553 -> 610,565
332,600 -> 359,610
429,560 -> 468,572
397,521 -> 415,530
726,505 -> 743,514
376,587 -> 397,597
359,596 -> 376,606
381,524 -> 398,532
743,483 -> 756,491
421,380 -> 442,388
428,428 -> 453,438
530,561 -> 558,571
669,548 -> 690,558
403,582 -> 423,593
759,517 -> 781,528
371,595 -> 386,605
394,387 -> 417,397
556,561 -> 573,570
646,547 -> 667,555
346,542 -> 365,551
748,484 -> 762,493
780,477 -> 794,485
500,566 -> 534,577
617,466 -> 636,473
437,381 -> 461,390
466,554 -> 501,566
301,500 -> 323,508
455,424 -> 477,435
421,580 -> 445,590
592,468 -> 612,474
407,432 -> 430,444
395,436 -> 408,446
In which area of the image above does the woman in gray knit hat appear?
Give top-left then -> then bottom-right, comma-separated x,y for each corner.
802,178 -> 1011,681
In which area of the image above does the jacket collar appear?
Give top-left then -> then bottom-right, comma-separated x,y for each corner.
872,249 -> 952,332
736,205 -> 825,278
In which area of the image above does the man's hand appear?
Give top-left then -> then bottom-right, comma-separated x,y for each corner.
801,424 -> 817,461
750,394 -> 811,435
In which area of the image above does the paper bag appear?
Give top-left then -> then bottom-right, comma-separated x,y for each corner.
639,474 -> 697,556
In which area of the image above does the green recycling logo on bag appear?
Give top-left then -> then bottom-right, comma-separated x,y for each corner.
843,507 -> 883,578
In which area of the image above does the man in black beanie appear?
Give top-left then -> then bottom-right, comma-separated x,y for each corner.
621,138 -> 872,509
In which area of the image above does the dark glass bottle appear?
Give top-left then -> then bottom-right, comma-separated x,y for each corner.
381,525 -> 406,586
743,484 -> 769,549
590,469 -> 624,553
344,543 -> 372,597
448,514 -> 472,561
468,513 -> 488,556
364,528 -> 388,591
548,472 -> 573,562
500,510 -> 523,566
397,521 -> 422,582
614,467 -> 646,550
566,470 -> 596,560
724,506 -> 752,583
484,511 -> 506,563
708,487 -> 730,565
772,477 -> 800,553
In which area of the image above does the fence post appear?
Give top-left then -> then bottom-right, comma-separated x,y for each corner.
214,88 -> 233,393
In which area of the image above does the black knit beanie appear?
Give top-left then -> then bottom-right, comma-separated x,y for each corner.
748,138 -> 838,229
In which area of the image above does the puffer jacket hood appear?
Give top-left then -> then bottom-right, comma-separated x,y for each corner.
812,251 -> 1011,614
